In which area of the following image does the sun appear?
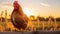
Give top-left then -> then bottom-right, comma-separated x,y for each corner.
23,8 -> 33,17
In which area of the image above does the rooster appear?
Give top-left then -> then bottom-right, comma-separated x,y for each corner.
11,1 -> 28,30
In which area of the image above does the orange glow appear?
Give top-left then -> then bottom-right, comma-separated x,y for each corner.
23,8 -> 34,17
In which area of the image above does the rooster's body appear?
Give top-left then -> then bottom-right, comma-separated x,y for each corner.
11,1 -> 28,30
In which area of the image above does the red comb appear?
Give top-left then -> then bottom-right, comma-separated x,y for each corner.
13,1 -> 18,5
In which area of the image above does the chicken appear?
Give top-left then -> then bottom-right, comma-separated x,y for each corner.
11,1 -> 28,30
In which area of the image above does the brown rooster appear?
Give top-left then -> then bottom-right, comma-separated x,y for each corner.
11,1 -> 28,30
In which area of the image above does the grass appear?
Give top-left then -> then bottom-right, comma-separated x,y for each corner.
0,21 -> 60,31
32,21 -> 60,30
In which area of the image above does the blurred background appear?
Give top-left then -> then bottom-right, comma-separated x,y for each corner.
0,0 -> 60,32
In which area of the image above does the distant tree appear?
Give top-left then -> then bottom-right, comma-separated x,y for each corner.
56,18 -> 60,21
49,16 -> 54,21
37,16 -> 45,21
30,15 -> 35,20
45,16 -> 54,21
45,18 -> 49,21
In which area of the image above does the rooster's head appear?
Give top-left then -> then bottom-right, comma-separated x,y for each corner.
13,1 -> 19,10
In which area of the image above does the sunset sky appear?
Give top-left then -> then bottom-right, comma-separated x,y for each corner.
0,0 -> 60,18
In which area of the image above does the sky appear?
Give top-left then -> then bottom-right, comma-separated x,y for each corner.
0,0 -> 60,18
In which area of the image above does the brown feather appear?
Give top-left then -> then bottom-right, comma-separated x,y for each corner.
11,1 -> 28,30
